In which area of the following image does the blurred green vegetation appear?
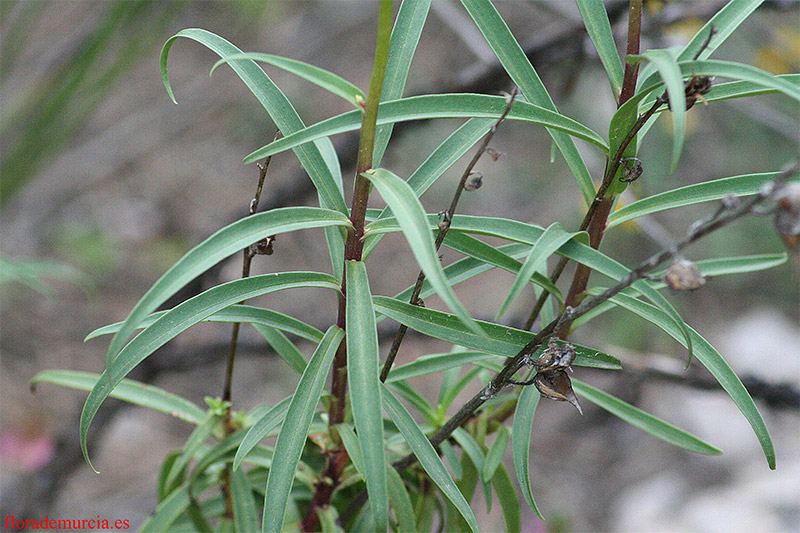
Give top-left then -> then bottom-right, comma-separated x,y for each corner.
0,0 -> 187,203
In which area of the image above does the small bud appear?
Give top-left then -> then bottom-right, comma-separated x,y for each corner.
620,157 -> 643,183
720,193 -> 741,210
465,172 -> 483,191
533,370 -> 582,414
774,183 -> 800,253
664,258 -> 705,290
486,147 -> 503,161
437,209 -> 452,232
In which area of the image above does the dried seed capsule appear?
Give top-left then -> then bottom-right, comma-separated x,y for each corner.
534,338 -> 576,372
620,157 -> 643,183
250,235 -> 276,255
664,258 -> 705,290
485,147 -> 503,161
533,370 -> 582,414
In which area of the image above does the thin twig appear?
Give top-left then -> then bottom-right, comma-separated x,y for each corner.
379,88 -> 519,382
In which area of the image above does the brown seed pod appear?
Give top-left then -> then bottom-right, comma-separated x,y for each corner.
664,258 -> 705,291
465,172 -> 483,191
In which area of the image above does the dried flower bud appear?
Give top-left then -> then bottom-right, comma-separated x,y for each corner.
534,338 -> 576,372
669,75 -> 714,111
774,183 -> 800,253
533,370 -> 582,414
664,258 -> 705,290
250,235 -> 276,255
437,210 -> 452,232
620,157 -> 643,183
485,147 -> 503,161
465,172 -> 483,191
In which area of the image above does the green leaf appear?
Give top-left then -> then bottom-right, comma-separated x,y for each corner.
31,370 -> 205,425
381,384 -> 479,532
210,53 -> 365,108
373,0 -> 433,166
576,0 -> 624,98
262,326 -> 344,533
86,304 -> 324,343
388,381 -> 438,425
386,351 -> 498,383
460,0 -> 595,204
373,296 -> 621,370
251,324 -> 308,376
345,261 -> 388,531
630,49 -> 687,171
491,462 -> 522,533
243,93 -> 608,164
364,168 -> 484,336
233,397 -> 292,471
512,384 -> 543,518
686,253 -> 787,277
496,223 -> 586,319
139,486 -> 191,533
164,413 -> 218,495
702,74 -> 800,103
440,439 -> 463,481
481,425 -> 509,483
596,292 -> 774,468
386,461 -> 417,533
608,171 -> 787,228
572,379 -> 722,455
230,466 -> 259,533
105,206 -> 350,365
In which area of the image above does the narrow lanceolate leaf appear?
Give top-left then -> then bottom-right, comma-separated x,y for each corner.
491,462 -> 522,533
481,425 -> 509,483
607,171 -> 785,228
630,50 -> 686,171
85,305 -> 324,343
381,384 -> 479,532
163,413 -> 218,493
230,465 -> 259,533
496,223 -> 587,319
81,272 -> 339,473
572,379 -> 722,455
31,370 -> 205,425
252,324 -> 308,375
364,168 -> 484,336
262,326 -> 344,533
373,296 -> 621,370
373,0 -> 433,166
576,0 -> 624,98
460,0 -> 595,204
345,261 -> 388,531
233,396 -> 292,470
599,292 -> 774,468
512,384 -> 543,518
161,28 -> 347,280
386,351 -> 498,383
637,0 -> 765,90
105,207 -> 350,365
386,461 -> 417,533
244,93 -> 608,164
161,29 -> 346,213
209,53 -> 365,108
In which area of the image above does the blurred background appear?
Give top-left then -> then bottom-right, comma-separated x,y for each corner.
1,1 -> 798,531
